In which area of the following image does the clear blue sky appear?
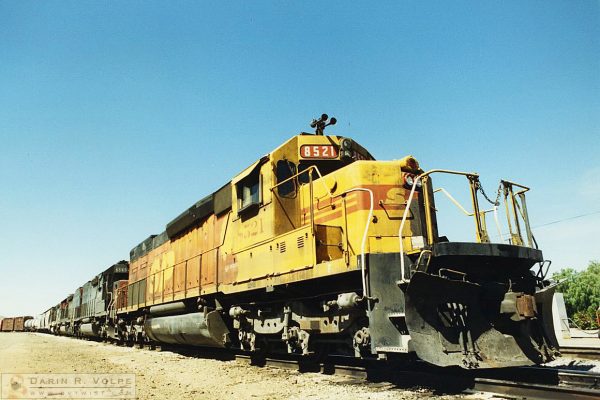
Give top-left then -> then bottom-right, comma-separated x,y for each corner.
1,1 -> 598,316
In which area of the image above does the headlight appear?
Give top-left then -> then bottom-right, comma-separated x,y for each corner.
404,173 -> 422,188
341,138 -> 352,150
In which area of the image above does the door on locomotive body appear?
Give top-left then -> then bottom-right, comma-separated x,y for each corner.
43,308 -> 51,331
59,300 -> 65,322
73,287 -> 83,321
64,294 -> 75,334
49,305 -> 58,330
90,274 -> 102,316
272,136 -> 347,235
271,137 -> 343,275
99,270 -> 110,316
79,282 -> 87,318
100,262 -> 128,316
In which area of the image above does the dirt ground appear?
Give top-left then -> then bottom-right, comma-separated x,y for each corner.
0,332 -> 486,400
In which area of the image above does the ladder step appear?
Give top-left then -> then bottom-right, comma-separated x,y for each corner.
387,312 -> 406,318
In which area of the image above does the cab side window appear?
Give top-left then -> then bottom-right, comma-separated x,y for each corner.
237,169 -> 261,214
276,160 -> 297,197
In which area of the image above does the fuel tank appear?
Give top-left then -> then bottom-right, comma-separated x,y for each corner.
144,311 -> 230,347
79,323 -> 100,338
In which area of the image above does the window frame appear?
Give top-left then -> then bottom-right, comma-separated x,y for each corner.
275,159 -> 298,198
236,170 -> 262,215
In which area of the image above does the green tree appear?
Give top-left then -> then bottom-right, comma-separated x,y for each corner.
552,261 -> 600,330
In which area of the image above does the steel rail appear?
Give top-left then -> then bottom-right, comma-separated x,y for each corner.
39,333 -> 600,399
142,342 -> 600,398
470,378 -> 600,400
559,346 -> 600,361
234,353 -> 600,399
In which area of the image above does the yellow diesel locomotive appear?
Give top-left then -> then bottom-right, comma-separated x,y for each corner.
113,115 -> 558,369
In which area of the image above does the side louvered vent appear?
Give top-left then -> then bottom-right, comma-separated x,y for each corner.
297,236 -> 304,248
279,241 -> 286,253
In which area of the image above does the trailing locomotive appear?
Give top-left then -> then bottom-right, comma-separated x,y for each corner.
47,261 -> 129,338
31,115 -> 558,369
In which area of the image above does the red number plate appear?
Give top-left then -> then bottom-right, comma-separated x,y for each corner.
300,145 -> 338,159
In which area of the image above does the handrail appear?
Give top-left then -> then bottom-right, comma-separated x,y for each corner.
302,166 -> 374,298
434,187 -> 488,216
270,164 -> 334,199
503,180 -> 533,247
433,187 -> 504,241
501,179 -> 533,246
272,164 -> 374,297
420,169 -> 479,179
398,169 -> 477,284
501,179 -> 530,192
398,170 -> 535,283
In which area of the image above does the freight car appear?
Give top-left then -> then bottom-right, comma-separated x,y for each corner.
13,316 -> 32,332
0,316 -> 32,332
24,313 -> 50,332
24,318 -> 36,331
1,317 -> 14,332
107,115 -> 558,369
37,115 -> 558,369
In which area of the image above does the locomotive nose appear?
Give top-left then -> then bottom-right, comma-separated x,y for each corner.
404,271 -> 557,369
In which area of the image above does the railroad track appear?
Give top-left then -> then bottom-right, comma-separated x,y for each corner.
470,377 -> 599,400
472,366 -> 600,400
235,353 -> 600,400
560,346 -> 600,361
106,339 -> 600,399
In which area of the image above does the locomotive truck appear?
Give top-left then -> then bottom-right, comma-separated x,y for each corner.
37,115 -> 558,369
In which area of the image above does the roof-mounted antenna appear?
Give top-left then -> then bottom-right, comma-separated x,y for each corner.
310,113 -> 337,135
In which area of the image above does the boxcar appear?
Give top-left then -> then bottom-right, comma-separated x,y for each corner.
13,316 -> 32,332
1,317 -> 14,332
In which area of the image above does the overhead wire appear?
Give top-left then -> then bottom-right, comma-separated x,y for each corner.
533,210 -> 600,229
